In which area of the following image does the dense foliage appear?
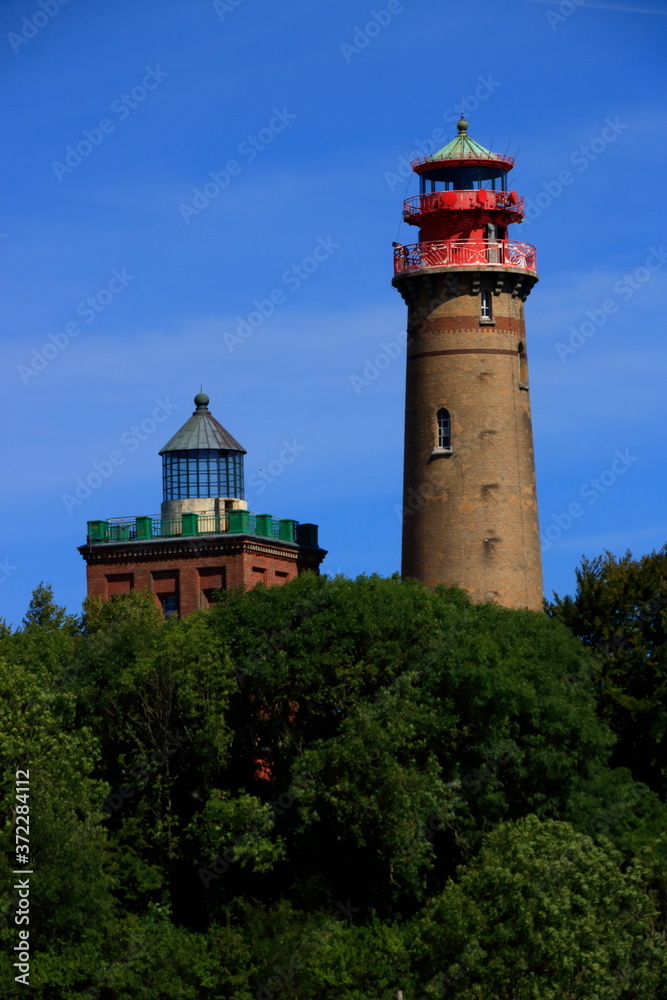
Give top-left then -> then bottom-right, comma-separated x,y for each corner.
548,545 -> 667,796
0,567 -> 665,998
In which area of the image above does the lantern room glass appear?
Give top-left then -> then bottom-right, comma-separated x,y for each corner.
162,449 -> 245,501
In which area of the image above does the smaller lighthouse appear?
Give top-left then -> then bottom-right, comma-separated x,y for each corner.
79,392 -> 326,615
159,392 -> 248,522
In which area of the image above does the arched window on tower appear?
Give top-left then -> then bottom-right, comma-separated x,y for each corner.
436,408 -> 451,450
518,342 -> 528,388
481,290 -> 492,321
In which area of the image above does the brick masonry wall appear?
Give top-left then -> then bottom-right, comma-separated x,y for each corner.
81,535 -> 325,616
395,267 -> 544,611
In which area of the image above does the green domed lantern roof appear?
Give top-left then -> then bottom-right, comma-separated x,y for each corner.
411,117 -> 515,174
159,392 -> 246,455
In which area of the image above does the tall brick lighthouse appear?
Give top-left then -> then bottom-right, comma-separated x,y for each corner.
393,116 -> 543,610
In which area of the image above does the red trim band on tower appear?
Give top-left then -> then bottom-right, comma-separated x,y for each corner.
408,348 -> 520,360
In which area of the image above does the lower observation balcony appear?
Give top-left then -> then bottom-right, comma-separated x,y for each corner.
403,189 -> 524,221
86,510 -> 319,548
393,239 -> 537,276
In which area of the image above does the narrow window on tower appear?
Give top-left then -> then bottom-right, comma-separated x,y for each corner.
436,408 -> 451,451
518,342 -> 529,388
480,290 -> 492,321
485,223 -> 501,264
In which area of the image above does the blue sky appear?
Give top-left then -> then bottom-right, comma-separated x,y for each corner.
1,0 -> 666,627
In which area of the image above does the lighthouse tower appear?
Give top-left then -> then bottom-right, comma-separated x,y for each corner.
393,116 -> 543,610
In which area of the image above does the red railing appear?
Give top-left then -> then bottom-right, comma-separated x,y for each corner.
411,151 -> 514,169
393,240 -> 537,276
403,190 -> 524,218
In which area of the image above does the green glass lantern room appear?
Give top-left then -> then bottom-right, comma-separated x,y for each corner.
159,393 -> 246,502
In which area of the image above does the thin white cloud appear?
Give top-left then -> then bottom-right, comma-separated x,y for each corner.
518,0 -> 667,13
544,527 -> 667,554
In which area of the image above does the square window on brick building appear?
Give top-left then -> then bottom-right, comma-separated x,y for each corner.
152,570 -> 179,615
106,573 -> 134,595
159,594 -> 179,616
198,567 -> 226,608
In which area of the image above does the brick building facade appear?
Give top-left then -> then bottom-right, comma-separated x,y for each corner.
79,393 -> 326,614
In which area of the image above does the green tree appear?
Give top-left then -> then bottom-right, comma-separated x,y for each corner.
3,571 -> 666,997
415,814 -> 666,999
548,547 -> 667,795
75,592 -> 237,915
0,648 -> 115,997
201,574 -> 616,913
22,583 -> 79,633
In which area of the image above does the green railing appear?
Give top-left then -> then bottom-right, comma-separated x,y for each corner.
86,512 -> 320,548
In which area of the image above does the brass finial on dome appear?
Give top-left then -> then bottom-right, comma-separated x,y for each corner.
457,116 -> 468,134
194,391 -> 210,409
